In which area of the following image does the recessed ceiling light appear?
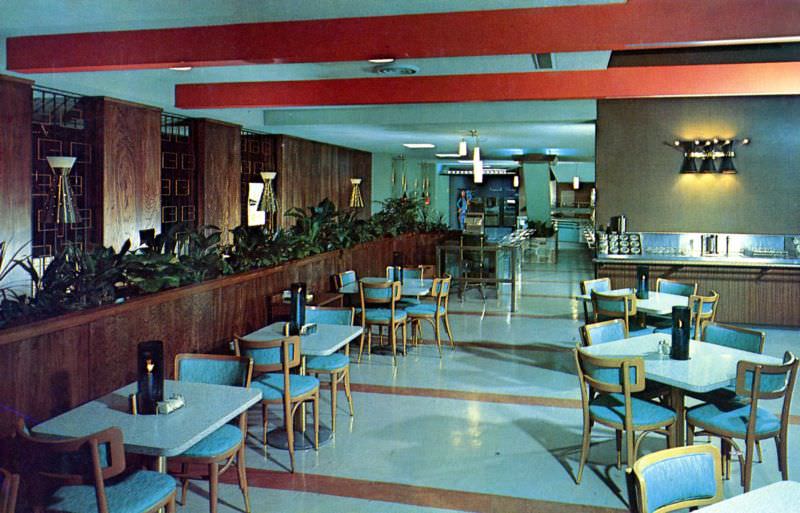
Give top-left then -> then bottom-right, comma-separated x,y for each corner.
169,66 -> 193,71
368,57 -> 395,64
403,143 -> 435,149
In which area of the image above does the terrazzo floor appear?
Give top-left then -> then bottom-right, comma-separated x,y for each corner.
178,244 -> 800,513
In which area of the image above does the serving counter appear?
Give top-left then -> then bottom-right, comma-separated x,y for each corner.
594,231 -> 800,326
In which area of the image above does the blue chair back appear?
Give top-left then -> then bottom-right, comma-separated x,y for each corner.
656,278 -> 697,297
701,322 -> 764,354
339,270 -> 357,287
360,279 -> 397,303
581,277 -> 611,295
305,306 -> 354,326
386,266 -> 423,281
175,354 -> 253,387
631,445 -> 722,513
575,347 -> 645,395
580,319 -> 627,346
235,335 -> 301,373
736,352 -> 798,399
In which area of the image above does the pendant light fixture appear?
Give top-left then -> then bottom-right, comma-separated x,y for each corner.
349,178 -> 365,208
470,129 -> 483,183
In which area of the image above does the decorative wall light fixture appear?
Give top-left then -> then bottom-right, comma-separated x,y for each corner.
667,138 -> 750,174
572,176 -> 580,190
257,171 -> 278,230
349,178 -> 365,208
46,156 -> 80,224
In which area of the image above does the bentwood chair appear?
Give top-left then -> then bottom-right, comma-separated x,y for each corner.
171,354 -> 253,513
653,290 -> 720,339
649,278 -> 699,327
590,290 -> 654,335
15,420 -> 177,513
304,306 -> 355,432
358,280 -> 407,365
686,351 -> 798,491
627,444 -> 723,513
235,335 -> 320,473
405,275 -> 454,356
579,319 -> 628,346
580,277 -> 611,322
573,347 -> 676,484
0,467 -> 19,513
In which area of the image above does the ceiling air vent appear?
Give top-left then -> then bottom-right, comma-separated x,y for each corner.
372,64 -> 419,76
532,53 -> 554,70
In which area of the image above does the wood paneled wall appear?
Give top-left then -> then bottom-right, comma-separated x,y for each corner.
194,119 -> 241,242
0,75 -> 33,280
597,263 -> 800,326
0,232 -> 444,440
275,135 -> 371,227
90,97 -> 162,250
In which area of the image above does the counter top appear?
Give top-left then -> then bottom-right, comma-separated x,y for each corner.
595,253 -> 800,269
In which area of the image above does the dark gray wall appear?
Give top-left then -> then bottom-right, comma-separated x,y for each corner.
596,96 -> 800,234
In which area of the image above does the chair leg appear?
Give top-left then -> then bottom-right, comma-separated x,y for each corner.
433,317 -> 442,357
237,444 -> 251,513
778,436 -> 789,480
209,462 -> 219,513
625,429 -> 635,467
330,371 -> 338,433
390,323 -> 397,366
743,436 -> 755,492
756,440 -> 763,464
443,313 -> 455,349
180,477 -> 189,506
615,430 -> 623,469
167,495 -> 177,513
262,403 -> 269,447
402,320 -> 407,355
576,417 -> 592,484
357,329 -> 366,363
313,393 -> 320,450
343,366 -> 354,417
285,401 -> 295,473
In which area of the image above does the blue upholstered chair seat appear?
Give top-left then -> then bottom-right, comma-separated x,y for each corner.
404,304 -> 445,316
306,353 -> 349,371
397,298 -> 421,308
180,424 -> 242,458
687,401 -> 780,437
46,470 -> 175,513
590,393 -> 676,427
252,373 -> 320,401
364,308 -> 407,322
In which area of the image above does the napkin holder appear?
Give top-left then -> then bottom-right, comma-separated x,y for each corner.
669,306 -> 691,360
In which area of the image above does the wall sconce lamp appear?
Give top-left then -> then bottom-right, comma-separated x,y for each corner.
46,156 -> 80,224
349,178 -> 365,208
257,171 -> 278,231
667,138 -> 749,174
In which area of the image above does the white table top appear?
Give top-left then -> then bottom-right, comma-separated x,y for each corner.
582,334 -> 783,393
339,277 -> 433,297
32,380 -> 262,457
241,322 -> 363,356
698,480 -> 800,511
576,289 -> 689,315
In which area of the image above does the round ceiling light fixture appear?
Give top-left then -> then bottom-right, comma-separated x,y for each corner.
372,64 -> 419,76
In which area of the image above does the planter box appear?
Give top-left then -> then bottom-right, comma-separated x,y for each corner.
0,232 -> 445,440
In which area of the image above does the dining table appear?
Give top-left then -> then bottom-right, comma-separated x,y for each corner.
576,288 -> 690,317
582,333 -> 783,445
240,321 -> 363,449
697,480 -> 800,511
338,277 -> 433,297
31,380 -> 262,472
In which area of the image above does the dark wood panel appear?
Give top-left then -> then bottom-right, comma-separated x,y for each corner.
0,325 -> 90,437
195,119 -> 241,242
275,135 -> 371,228
598,263 -> 800,326
92,98 -> 161,250
0,75 -> 33,282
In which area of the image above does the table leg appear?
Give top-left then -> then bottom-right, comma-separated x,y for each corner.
669,387 -> 685,446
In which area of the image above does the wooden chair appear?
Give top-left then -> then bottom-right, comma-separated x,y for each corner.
655,278 -> 697,297
0,468 -> 19,513
334,270 -> 357,290
627,444 -> 723,513
387,265 -> 425,307
406,275 -> 454,357
686,352 -> 798,491
235,335 -> 320,473
304,306 -> 355,432
689,291 -> 720,338
15,420 -> 176,513
590,289 -> 652,334
579,318 -> 628,346
171,354 -> 254,513
573,346 -> 676,484
580,277 -> 611,322
358,280 -> 407,365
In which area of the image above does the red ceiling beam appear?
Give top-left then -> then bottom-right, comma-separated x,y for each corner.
7,0 -> 800,73
174,62 -> 800,108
